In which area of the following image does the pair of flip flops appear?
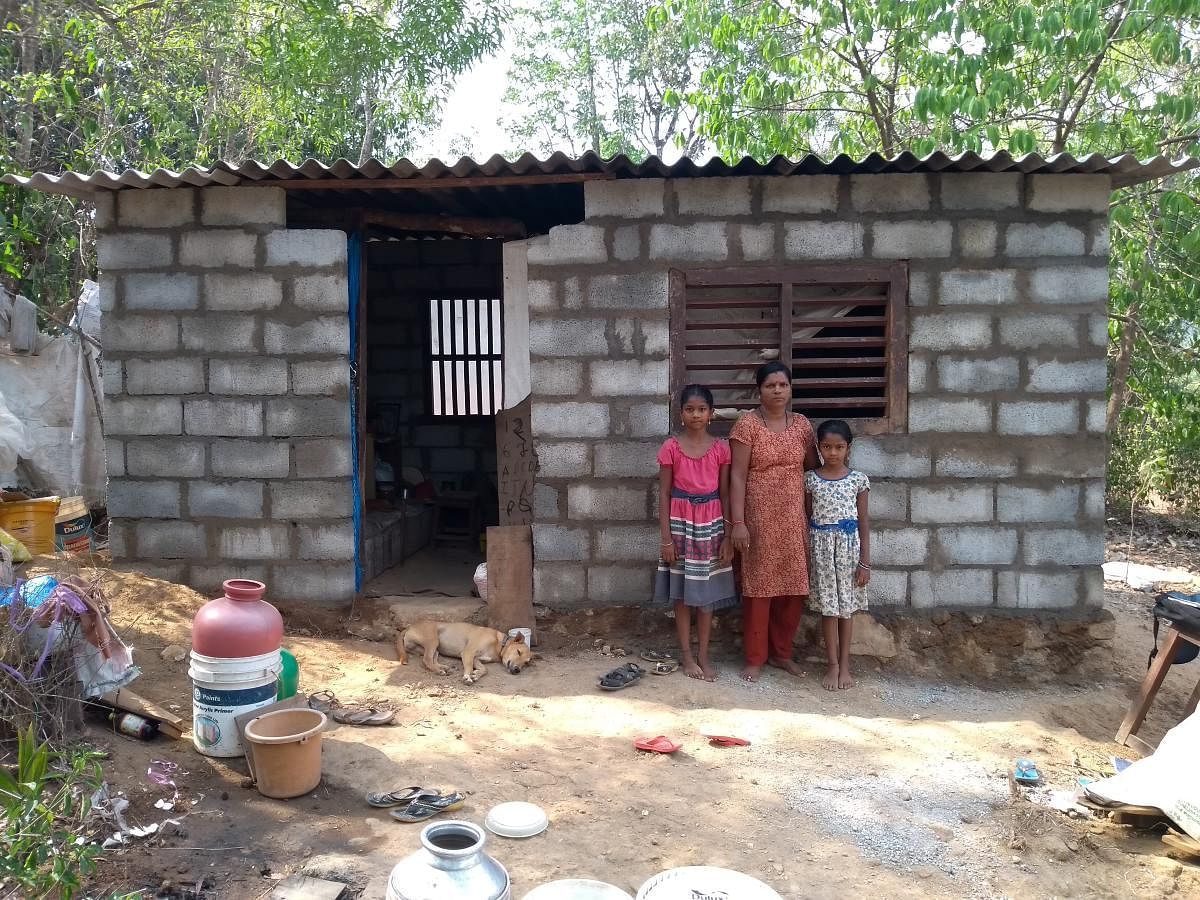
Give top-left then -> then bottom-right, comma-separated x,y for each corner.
309,690 -> 395,726
704,734 -> 751,747
634,735 -> 682,754
365,785 -> 466,822
639,650 -> 677,663
599,662 -> 645,691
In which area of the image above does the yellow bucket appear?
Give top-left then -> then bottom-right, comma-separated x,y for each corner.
0,497 -> 61,556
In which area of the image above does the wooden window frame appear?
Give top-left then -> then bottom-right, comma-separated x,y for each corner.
668,263 -> 908,435
427,296 -> 504,418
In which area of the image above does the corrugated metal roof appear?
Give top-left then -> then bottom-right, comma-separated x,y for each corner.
3,149 -> 1196,195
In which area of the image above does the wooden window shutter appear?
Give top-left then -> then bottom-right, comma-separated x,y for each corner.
669,263 -> 908,433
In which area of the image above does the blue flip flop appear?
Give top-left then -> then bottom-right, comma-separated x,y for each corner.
1013,758 -> 1041,785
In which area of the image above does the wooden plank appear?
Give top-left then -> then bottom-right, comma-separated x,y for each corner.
364,209 -> 525,238
496,394 -> 535,526
1116,627 -> 1182,744
270,873 -> 348,900
668,269 -> 687,398
706,377 -> 885,390
485,525 -> 536,639
685,339 -> 777,350
788,316 -> 887,327
686,264 -> 897,287
792,398 -> 888,408
885,261 -> 909,433
792,336 -> 888,349
791,356 -> 886,368
779,281 -> 793,369
685,299 -> 779,310
685,320 -> 778,330
259,173 -> 613,190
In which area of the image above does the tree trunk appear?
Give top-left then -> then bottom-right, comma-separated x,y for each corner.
1106,302 -> 1137,432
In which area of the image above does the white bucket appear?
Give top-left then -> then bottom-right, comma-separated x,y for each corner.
636,867 -> 782,900
189,649 -> 281,758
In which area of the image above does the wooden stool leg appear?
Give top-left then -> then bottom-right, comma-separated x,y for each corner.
1116,628 -> 1182,745
1185,675 -> 1200,719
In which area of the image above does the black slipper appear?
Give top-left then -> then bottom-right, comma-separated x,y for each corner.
598,662 -> 645,691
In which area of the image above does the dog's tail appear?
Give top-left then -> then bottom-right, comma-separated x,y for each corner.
394,629 -> 409,665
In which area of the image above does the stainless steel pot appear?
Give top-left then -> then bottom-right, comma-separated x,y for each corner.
385,820 -> 511,900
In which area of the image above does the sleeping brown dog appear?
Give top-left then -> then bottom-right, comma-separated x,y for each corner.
395,620 -> 533,684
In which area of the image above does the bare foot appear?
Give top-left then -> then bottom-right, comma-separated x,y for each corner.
741,665 -> 761,682
683,660 -> 704,679
838,668 -> 855,690
822,664 -> 839,691
767,656 -> 805,677
698,658 -> 717,682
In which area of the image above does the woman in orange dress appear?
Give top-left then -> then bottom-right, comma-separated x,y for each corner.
728,361 -> 818,682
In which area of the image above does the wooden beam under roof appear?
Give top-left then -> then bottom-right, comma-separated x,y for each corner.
255,172 -> 612,190
289,208 -> 526,239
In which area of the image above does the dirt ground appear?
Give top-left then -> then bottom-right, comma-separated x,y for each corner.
52,521 -> 1200,899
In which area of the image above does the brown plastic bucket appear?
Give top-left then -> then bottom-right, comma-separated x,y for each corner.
243,708 -> 327,799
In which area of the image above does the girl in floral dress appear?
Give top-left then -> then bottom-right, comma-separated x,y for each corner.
653,385 -> 736,681
804,419 -> 871,691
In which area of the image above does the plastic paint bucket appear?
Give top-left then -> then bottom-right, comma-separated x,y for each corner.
54,497 -> 93,554
0,496 -> 60,556
189,649 -> 281,757
636,867 -> 783,900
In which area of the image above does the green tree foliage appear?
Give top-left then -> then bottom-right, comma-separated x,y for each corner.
657,0 -> 1200,511
1,0 -> 503,308
503,0 -> 709,159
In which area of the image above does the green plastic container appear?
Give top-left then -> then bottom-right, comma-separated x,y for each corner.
276,648 -> 299,700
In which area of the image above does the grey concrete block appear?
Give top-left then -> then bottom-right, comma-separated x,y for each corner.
568,484 -> 647,520
935,447 -> 1018,478
784,221 -> 863,259
1025,437 -> 1105,478
123,273 -> 199,310
1006,223 -> 1085,257
641,320 -> 669,356
118,189 -> 194,228
535,442 -> 591,478
1090,221 -> 1110,256
107,521 -> 131,557
957,221 -> 999,258
1023,528 -> 1104,565
105,438 -> 125,478
595,524 -> 658,561
97,232 -> 173,270
563,278 -> 583,309
529,318 -> 609,356
1082,566 -> 1105,606
937,527 -> 1017,564
739,223 -> 776,261
871,221 -> 952,258
629,402 -> 670,438
908,269 -> 934,306
1086,399 -> 1106,433
135,521 -> 206,558
588,566 -> 653,604
268,563 -> 356,605
936,357 -> 1019,392
909,313 -> 992,351
534,563 -> 586,605
219,524 -> 290,560
185,399 -> 263,437
108,479 -> 181,518
296,522 -> 356,560
1084,482 -> 1105,519
293,273 -> 348,312
99,277 -> 117,312
1030,265 -> 1108,304
188,564 -> 270,595
907,398 -> 990,432
533,524 -> 591,561
851,174 -> 930,212
180,230 -> 257,267
527,280 -> 556,311
210,358 -> 289,395
534,483 -> 560,520
264,317 -> 349,355
997,400 -> 1078,435
1027,359 -> 1107,394
1027,174 -> 1111,213
212,440 -> 291,478
106,397 -> 183,436
850,438 -> 931,478
126,440 -> 206,478
762,175 -> 839,213
530,359 -> 583,396
204,272 -> 282,311
998,484 -> 1080,523
201,186 -> 286,226
188,480 -> 265,518
291,360 -> 349,397
584,179 -> 665,218
93,191 -> 115,229
182,314 -> 258,352
996,571 -> 1079,609
939,173 -> 1020,209
102,360 -> 123,396
124,358 -> 204,395
868,481 -> 907,520
587,271 -> 669,309
1088,314 -> 1109,347
103,315 -> 179,352
588,359 -> 669,396
867,569 -> 909,606
911,485 -> 992,523
873,528 -> 931,566
910,569 -> 994,608
264,230 -> 346,267
270,480 -> 352,518
527,225 -> 607,265
999,314 -> 1079,349
533,402 -> 609,438
675,177 -> 752,215
593,441 -> 660,477
649,223 -> 729,261
293,439 -> 353,477
266,398 -> 349,437
939,270 -> 1017,306
613,226 -> 641,261
610,319 -> 635,354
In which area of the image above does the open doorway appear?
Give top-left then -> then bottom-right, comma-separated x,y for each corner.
360,238 -> 503,600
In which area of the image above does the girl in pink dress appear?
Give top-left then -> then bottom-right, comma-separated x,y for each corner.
653,385 -> 736,681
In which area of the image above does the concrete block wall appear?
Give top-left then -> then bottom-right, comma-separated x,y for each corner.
528,173 -> 1109,610
98,186 -> 355,603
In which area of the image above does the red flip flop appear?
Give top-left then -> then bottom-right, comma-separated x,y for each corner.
703,734 -> 751,747
634,735 -> 682,754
